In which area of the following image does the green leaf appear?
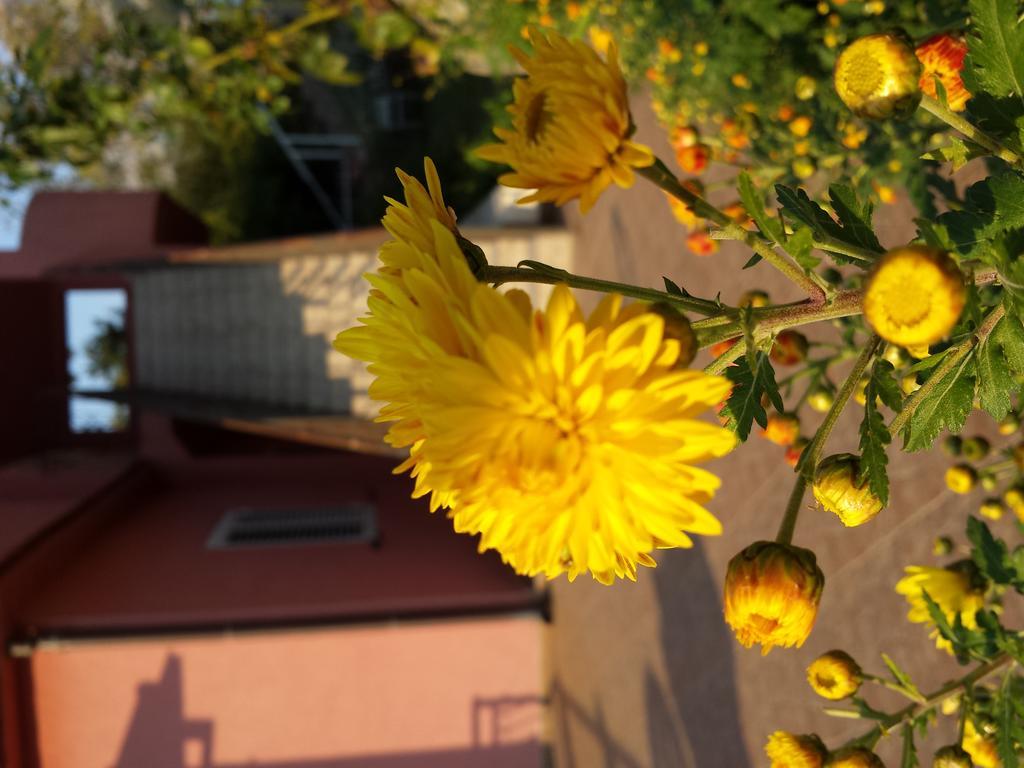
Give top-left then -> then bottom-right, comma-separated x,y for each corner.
901,353 -> 977,451
968,516 -> 1020,588
829,183 -> 883,253
883,654 -> 923,703
977,319 -> 1018,420
966,0 -> 1024,99
900,723 -> 918,768
776,184 -> 845,241
788,227 -> 819,271
720,351 -> 783,441
997,674 -> 1020,768
663,277 -> 690,297
738,172 -> 785,243
915,219 -> 956,251
921,590 -> 960,649
859,363 -> 894,505
921,138 -> 986,172
939,172 -> 1024,260
990,308 -> 1024,375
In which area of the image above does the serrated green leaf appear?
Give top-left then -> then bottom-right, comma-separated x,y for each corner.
939,172 -> 1024,260
901,353 -> 977,451
998,674 -> 1020,768
859,366 -> 892,505
720,351 -> 782,441
900,723 -> 918,768
922,138 -> 985,172
968,516 -> 1020,588
663,276 -> 689,297
966,0 -> 1024,99
990,308 -> 1024,374
977,322 -> 1017,420
883,654 -> 923,702
788,227 -> 819,271
738,172 -> 785,243
829,183 -> 883,253
776,184 -> 884,258
921,590 -> 960,647
915,219 -> 956,251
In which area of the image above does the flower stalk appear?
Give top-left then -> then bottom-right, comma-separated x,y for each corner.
919,94 -> 1023,167
638,159 -> 829,302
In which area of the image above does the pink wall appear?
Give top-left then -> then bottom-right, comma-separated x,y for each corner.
29,616 -> 545,768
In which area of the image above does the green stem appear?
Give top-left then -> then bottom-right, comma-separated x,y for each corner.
842,653 -> 1014,748
694,290 -> 864,349
919,94 -> 1023,167
202,6 -> 343,71
863,673 -> 927,704
796,336 -> 881,479
889,305 -> 1006,436
703,337 -> 748,376
637,160 -> 828,303
775,473 -> 808,545
479,265 -> 726,316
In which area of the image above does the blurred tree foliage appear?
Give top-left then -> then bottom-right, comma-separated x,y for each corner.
84,309 -> 128,389
0,0 -> 501,242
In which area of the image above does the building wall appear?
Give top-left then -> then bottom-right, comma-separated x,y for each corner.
29,615 -> 545,768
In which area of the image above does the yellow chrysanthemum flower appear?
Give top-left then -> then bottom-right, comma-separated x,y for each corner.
963,719 -> 1002,768
806,650 -> 862,700
765,731 -> 827,768
824,747 -> 885,768
335,160 -> 737,584
724,541 -> 825,654
812,454 -> 884,527
862,246 -> 965,348
895,564 -> 985,653
834,33 -> 922,119
476,28 -> 654,213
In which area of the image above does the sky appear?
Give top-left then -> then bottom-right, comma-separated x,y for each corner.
64,289 -> 128,432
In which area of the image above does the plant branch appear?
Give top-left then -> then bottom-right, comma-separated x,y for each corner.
889,304 -> 1006,436
841,653 -> 1015,748
479,265 -> 726,316
703,337 -> 748,376
638,159 -> 828,303
775,473 -> 809,545
919,94 -> 1023,167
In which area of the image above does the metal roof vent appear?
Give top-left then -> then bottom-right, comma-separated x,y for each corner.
207,503 -> 378,550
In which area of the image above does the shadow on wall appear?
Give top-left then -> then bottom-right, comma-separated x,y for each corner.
648,542 -> 751,768
112,655 -> 543,768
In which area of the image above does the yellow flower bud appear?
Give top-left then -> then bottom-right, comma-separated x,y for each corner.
807,387 -> 835,413
824,746 -> 885,768
933,745 -> 973,768
998,415 -> 1019,435
739,289 -> 771,308
765,731 -> 827,768
863,246 -> 965,348
962,719 -> 1001,768
649,302 -> 698,367
763,413 -> 801,447
979,498 -> 1004,521
834,33 -> 922,119
724,541 -> 825,655
796,76 -> 817,100
806,650 -> 862,700
1004,486 -> 1024,521
945,464 -> 977,494
813,454 -> 884,527
793,158 -> 816,179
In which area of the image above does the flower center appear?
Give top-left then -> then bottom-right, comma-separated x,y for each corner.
748,613 -> 780,636
882,278 -> 932,327
845,51 -> 885,98
524,91 -> 554,143
814,673 -> 837,691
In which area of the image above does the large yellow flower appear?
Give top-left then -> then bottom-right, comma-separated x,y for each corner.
895,564 -> 985,653
476,28 -> 654,213
834,33 -> 921,119
335,160 -> 736,584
